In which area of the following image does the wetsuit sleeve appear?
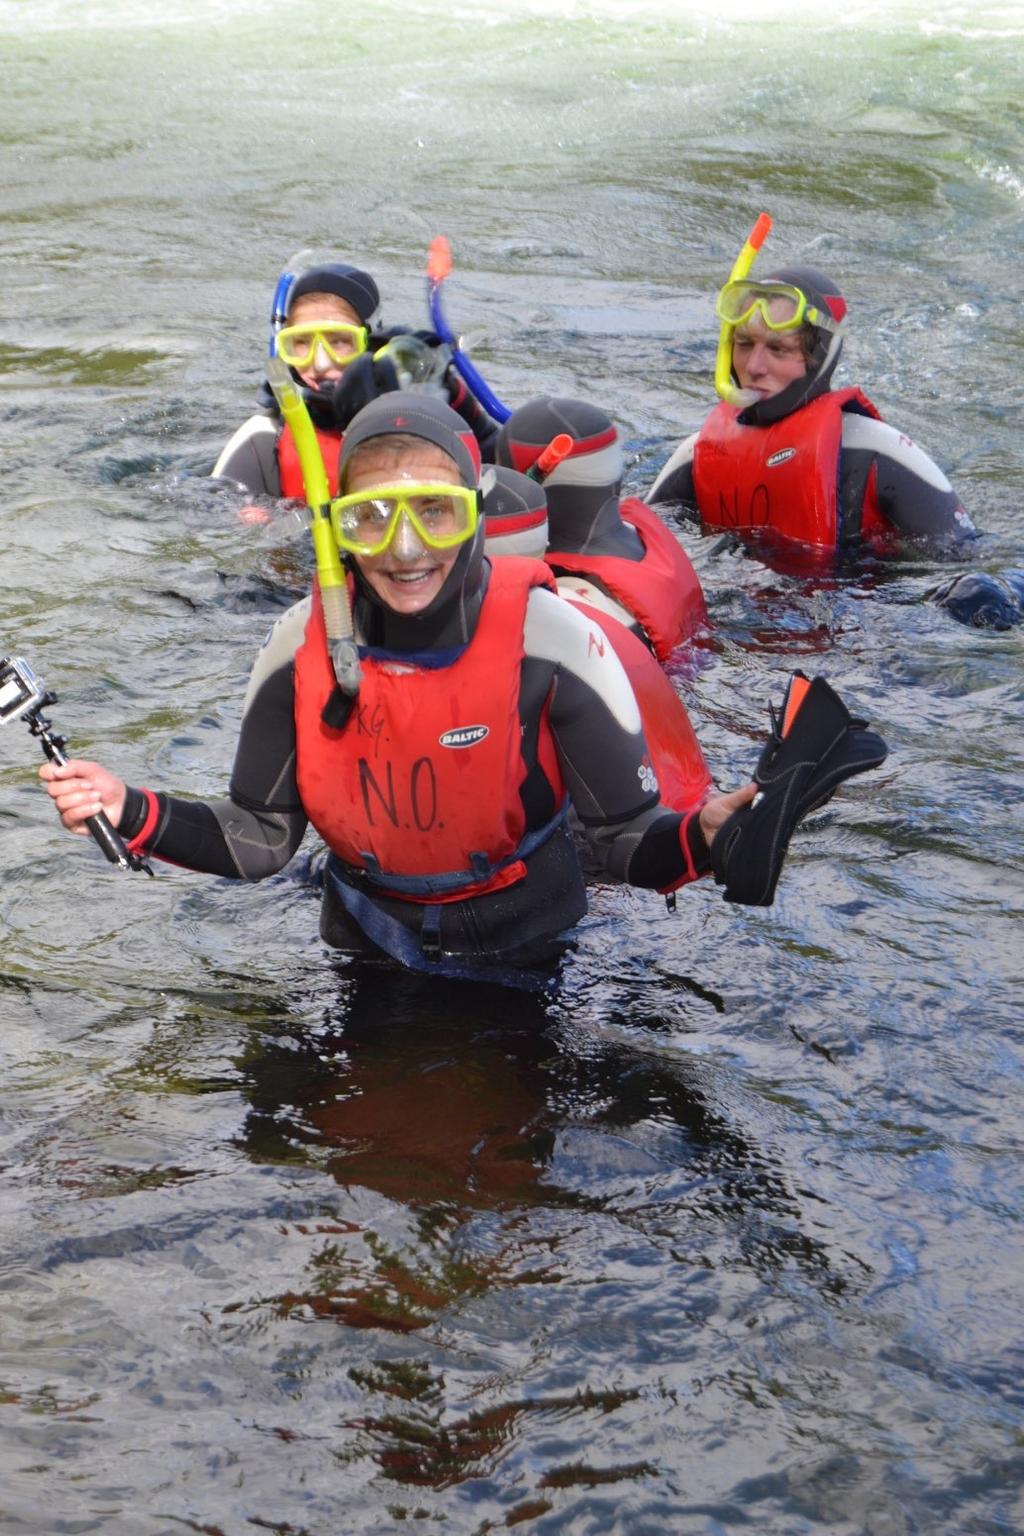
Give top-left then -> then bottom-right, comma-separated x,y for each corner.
523,590 -> 709,890
646,432 -> 699,515
118,601 -> 311,878
210,415 -> 282,498
447,373 -> 501,462
840,415 -> 978,549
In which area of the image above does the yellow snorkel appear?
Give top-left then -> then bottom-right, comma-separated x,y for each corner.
714,212 -> 773,407
265,355 -> 361,698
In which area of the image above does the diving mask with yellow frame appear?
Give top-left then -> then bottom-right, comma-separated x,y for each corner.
275,320 -> 368,370
331,483 -> 479,558
715,279 -> 843,336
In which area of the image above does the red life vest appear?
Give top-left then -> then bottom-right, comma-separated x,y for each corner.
546,497 -> 706,663
563,598 -> 712,815
293,558 -> 564,902
693,389 -> 887,551
276,422 -> 344,501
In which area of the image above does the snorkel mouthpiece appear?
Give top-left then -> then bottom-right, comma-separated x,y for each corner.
714,212 -> 773,407
330,637 -> 362,694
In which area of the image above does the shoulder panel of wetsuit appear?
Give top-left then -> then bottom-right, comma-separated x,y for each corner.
523,587 -> 641,735
211,414 -> 280,495
553,576 -> 637,632
241,596 -> 313,713
840,413 -> 953,493
647,432 -> 699,504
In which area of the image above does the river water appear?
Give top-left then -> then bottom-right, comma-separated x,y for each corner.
1,1 -> 1022,1531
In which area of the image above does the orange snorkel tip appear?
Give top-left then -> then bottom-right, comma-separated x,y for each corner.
748,212 -> 773,253
530,433 -> 574,482
426,235 -> 452,285
425,234 -> 512,422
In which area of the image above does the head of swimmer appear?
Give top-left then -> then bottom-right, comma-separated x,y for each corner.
731,296 -> 814,402
339,432 -> 474,619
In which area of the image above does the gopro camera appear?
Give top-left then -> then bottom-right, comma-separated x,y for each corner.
0,656 -> 52,726
0,652 -> 153,876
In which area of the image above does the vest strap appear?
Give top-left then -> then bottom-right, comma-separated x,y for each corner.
349,799 -> 570,899
323,860 -> 556,991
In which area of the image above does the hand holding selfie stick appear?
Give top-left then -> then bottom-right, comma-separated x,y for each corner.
0,655 -> 153,875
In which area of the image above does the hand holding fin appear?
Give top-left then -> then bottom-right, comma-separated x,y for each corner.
710,671 -> 888,906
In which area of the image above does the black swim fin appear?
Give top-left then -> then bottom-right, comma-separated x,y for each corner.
710,671 -> 888,907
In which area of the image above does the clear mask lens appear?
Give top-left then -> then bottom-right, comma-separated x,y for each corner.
716,280 -> 808,331
331,484 -> 478,557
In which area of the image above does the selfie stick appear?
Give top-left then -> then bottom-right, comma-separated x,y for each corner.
0,655 -> 153,875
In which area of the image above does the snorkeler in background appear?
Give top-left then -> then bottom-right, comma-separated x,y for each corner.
496,396 -> 706,661
647,223 -> 977,560
211,256 -> 499,506
212,260 -> 381,501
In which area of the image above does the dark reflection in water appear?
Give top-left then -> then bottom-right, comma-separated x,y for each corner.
193,962 -> 877,1507
236,965 -> 860,1272
241,971 -> 560,1213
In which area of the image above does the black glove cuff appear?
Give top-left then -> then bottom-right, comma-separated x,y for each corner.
119,785 -> 150,839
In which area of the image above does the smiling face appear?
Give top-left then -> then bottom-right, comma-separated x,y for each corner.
346,441 -> 466,617
732,302 -> 811,400
286,291 -> 365,388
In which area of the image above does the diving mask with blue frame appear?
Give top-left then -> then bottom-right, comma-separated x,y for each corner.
331,482 -> 480,558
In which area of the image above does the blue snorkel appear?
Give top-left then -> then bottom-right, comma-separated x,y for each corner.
426,237 -> 511,424
267,247 -> 319,358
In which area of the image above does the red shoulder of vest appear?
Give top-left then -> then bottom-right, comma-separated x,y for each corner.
276,422 -> 344,501
565,598 -> 711,814
546,498 -> 705,659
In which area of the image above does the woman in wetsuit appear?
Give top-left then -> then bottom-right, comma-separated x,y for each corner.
43,395 -> 763,979
212,258 -> 498,505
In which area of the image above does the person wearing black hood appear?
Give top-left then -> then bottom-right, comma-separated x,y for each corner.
43,393 -> 850,980
495,395 -> 706,661
211,259 -> 499,506
648,262 -> 977,558
212,260 -> 382,501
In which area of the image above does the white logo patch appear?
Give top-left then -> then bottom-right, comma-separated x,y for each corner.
638,762 -> 659,795
766,448 -> 797,468
439,725 -> 490,749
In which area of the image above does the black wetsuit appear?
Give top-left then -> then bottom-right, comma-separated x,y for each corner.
117,572 -> 710,969
648,409 -> 976,551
